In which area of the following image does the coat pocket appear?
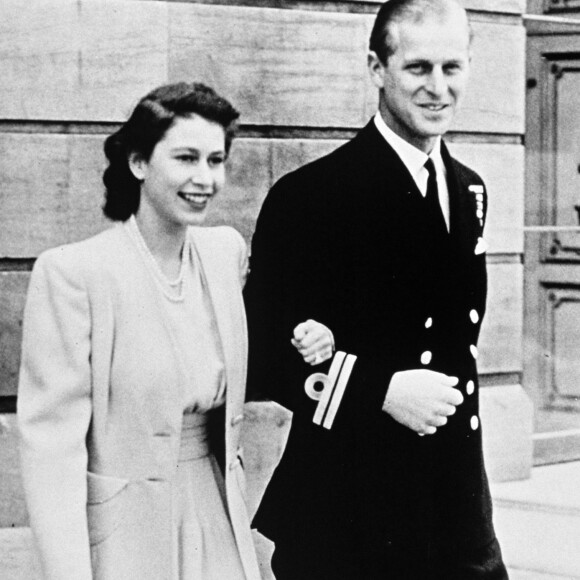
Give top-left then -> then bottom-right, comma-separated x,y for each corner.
86,471 -> 130,547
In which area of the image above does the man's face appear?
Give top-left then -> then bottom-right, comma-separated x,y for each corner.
368,8 -> 471,153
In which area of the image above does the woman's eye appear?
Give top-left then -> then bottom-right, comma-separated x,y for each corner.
208,156 -> 225,167
176,154 -> 198,163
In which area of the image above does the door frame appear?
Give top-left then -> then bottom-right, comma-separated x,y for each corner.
524,15 -> 580,464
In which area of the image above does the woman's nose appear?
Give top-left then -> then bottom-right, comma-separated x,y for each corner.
191,160 -> 212,187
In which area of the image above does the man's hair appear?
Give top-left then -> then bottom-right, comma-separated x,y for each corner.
369,0 -> 472,64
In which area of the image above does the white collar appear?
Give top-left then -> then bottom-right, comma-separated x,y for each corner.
373,112 -> 444,182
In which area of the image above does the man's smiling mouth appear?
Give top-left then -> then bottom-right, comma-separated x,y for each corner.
419,103 -> 449,112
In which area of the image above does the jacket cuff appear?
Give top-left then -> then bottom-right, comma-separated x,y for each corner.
303,348 -> 396,430
304,351 -> 357,429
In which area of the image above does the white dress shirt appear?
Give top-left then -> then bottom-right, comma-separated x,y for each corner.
373,112 -> 450,230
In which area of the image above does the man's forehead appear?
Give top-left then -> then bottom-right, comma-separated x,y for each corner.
395,0 -> 468,23
388,1 -> 470,36
388,11 -> 471,54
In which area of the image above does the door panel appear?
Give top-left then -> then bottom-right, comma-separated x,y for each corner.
547,61 -> 580,262
546,288 -> 580,406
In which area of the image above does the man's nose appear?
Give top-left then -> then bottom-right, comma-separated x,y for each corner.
425,69 -> 447,96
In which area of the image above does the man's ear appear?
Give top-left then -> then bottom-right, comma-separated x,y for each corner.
368,51 -> 386,90
128,151 -> 146,181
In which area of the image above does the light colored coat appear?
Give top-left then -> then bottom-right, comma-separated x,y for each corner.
18,223 -> 261,580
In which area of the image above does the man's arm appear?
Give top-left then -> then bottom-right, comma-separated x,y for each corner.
244,180 -> 302,409
245,171 -> 465,435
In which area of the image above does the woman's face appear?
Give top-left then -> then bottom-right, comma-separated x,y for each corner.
131,113 -> 227,232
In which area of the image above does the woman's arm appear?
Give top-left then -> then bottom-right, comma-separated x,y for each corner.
18,248 -> 93,580
290,319 -> 334,366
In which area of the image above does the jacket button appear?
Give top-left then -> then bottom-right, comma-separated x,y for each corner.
470,345 -> 478,359
425,317 -> 433,329
470,416 -> 479,431
420,351 -> 432,365
466,380 -> 475,395
469,309 -> 479,324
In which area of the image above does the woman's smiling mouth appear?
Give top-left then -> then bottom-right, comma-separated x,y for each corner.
178,191 -> 213,205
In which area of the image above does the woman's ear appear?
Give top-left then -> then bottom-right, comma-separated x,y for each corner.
128,152 -> 147,181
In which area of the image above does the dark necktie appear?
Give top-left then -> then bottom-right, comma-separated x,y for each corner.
424,158 -> 448,234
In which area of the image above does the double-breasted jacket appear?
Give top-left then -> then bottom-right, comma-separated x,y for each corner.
244,121 -> 502,577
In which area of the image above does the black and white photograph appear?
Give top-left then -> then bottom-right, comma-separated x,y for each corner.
0,1 -> 579,579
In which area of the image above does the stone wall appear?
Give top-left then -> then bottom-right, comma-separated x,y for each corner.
0,0 -> 528,537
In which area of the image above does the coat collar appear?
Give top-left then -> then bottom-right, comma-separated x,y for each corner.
347,121 -> 423,208
353,121 -> 480,257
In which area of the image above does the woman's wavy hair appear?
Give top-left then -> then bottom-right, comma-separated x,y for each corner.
102,82 -> 240,221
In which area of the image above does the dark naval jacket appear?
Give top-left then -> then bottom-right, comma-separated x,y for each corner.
244,120 -> 506,579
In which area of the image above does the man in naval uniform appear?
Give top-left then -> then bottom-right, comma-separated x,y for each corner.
244,0 -> 509,578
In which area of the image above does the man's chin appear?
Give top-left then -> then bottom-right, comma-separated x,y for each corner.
417,120 -> 453,139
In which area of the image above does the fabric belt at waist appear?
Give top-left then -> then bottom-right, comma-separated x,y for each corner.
179,412 -> 210,462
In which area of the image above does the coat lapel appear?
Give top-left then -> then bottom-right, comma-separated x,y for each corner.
189,230 -> 246,416
357,121 -> 424,204
442,143 -> 479,261
354,125 -> 482,264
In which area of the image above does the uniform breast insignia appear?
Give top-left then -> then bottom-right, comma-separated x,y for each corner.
468,184 -> 485,227
474,236 -> 488,255
304,351 -> 357,429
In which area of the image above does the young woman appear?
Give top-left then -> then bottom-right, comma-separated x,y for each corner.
17,82 -> 263,580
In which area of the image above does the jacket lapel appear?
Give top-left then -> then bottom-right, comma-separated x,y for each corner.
442,143 -> 478,261
356,121 -> 424,204
189,230 -> 246,415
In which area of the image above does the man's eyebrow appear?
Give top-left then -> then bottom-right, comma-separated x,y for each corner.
404,59 -> 432,66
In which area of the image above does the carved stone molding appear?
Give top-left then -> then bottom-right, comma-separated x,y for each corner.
545,0 -> 580,13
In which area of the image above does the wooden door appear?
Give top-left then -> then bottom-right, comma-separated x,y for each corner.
525,19 -> 580,464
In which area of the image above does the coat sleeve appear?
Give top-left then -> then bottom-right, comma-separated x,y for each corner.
244,181 -> 300,409
17,249 -> 93,580
244,178 -> 396,429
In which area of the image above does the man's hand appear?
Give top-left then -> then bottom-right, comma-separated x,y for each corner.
291,319 -> 335,366
382,369 -> 463,435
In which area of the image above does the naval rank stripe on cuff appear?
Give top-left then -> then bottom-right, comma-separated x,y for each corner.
304,351 -> 357,430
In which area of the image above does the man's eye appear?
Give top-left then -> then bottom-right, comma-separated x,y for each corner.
444,64 -> 462,74
408,64 -> 428,74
